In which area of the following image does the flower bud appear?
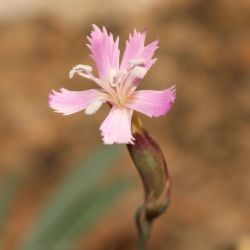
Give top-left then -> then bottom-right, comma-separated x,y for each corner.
127,114 -> 171,220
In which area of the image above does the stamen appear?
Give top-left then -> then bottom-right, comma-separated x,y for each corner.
109,68 -> 120,87
85,100 -> 103,115
129,58 -> 146,67
129,66 -> 147,79
69,64 -> 93,79
69,64 -> 116,97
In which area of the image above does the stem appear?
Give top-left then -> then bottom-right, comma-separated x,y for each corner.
135,205 -> 152,250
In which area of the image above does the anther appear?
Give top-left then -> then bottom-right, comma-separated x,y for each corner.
109,69 -> 120,87
129,58 -> 146,67
129,66 -> 147,79
69,64 -> 93,79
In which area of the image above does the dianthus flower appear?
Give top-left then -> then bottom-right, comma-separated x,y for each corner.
49,25 -> 176,144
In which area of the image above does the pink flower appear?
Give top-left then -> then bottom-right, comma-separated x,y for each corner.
49,25 -> 176,144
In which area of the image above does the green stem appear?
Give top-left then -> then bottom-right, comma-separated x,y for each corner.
135,205 -> 153,250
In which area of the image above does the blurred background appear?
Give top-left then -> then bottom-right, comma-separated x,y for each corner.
0,0 -> 249,249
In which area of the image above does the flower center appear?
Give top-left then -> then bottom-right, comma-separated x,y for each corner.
108,59 -> 147,107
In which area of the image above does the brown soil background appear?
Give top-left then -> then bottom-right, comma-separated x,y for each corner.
0,0 -> 249,249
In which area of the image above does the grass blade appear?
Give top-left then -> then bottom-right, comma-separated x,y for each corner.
19,145 -> 124,250
44,178 -> 130,250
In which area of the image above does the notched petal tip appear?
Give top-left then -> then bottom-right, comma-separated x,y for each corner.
101,135 -> 135,145
169,85 -> 176,103
126,87 -> 176,118
48,89 -> 59,105
48,91 -> 53,105
87,24 -> 120,82
100,108 -> 134,144
92,24 -> 101,33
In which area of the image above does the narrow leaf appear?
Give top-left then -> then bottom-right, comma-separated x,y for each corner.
19,146 -> 123,250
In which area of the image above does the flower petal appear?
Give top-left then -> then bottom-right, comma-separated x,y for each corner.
126,86 -> 176,118
142,40 -> 159,70
120,29 -> 158,71
120,30 -> 145,71
87,24 -> 120,82
48,88 -> 106,115
100,107 -> 134,144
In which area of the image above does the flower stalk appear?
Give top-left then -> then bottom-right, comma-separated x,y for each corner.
127,114 -> 171,249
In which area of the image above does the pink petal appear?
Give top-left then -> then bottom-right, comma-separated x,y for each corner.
48,88 -> 104,115
142,40 -> 159,70
120,29 -> 159,71
87,24 -> 120,82
120,30 -> 146,70
100,107 -> 134,144
126,86 -> 176,118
